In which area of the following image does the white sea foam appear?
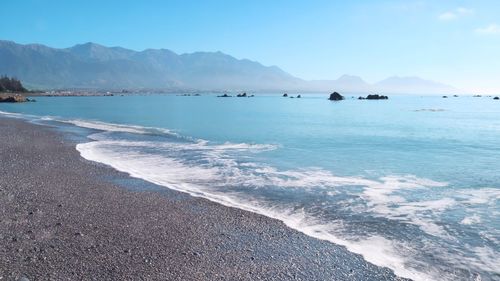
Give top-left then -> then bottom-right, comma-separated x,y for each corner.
471,246 -> 500,273
461,214 -> 482,225
457,188 -> 500,205
61,119 -> 175,135
75,135 -> 458,281
14,115 -> 493,281
0,110 -> 28,118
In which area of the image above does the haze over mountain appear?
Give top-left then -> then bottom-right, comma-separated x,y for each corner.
0,40 -> 458,94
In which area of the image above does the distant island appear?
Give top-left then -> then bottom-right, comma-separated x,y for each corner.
0,40 -> 459,95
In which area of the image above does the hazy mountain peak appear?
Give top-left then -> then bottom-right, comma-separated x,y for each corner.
0,40 -> 459,93
336,74 -> 367,83
375,76 -> 458,94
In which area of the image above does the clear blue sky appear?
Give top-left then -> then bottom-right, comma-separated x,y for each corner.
1,0 -> 500,93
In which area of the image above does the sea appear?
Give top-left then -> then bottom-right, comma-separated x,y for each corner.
1,93 -> 499,281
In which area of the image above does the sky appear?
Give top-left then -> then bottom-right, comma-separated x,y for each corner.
1,0 -> 500,93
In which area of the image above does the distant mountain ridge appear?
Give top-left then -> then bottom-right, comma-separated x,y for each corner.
374,76 -> 458,94
0,40 -> 458,94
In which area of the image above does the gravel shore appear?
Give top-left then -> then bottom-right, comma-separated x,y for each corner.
0,117 -> 406,281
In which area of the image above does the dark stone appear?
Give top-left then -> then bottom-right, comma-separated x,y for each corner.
0,94 -> 28,103
328,92 -> 344,101
237,93 -> 247,97
494,97 -> 499,100
297,95 -> 301,98
453,95 -> 459,97
217,94 -> 232,98
283,93 -> 288,97
442,96 -> 448,98
358,97 -> 365,100
365,94 -> 388,100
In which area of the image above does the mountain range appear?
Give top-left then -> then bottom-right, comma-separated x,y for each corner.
0,40 -> 458,94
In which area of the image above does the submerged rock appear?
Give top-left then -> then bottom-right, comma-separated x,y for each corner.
297,95 -> 301,98
328,92 -> 344,101
494,97 -> 499,100
442,96 -> 448,98
237,93 -> 247,97
283,93 -> 288,97
217,94 -> 232,98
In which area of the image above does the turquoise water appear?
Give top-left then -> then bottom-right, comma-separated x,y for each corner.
1,94 -> 499,280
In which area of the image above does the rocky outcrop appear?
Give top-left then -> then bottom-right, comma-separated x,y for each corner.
217,94 -> 232,97
494,97 -> 499,100
237,93 -> 247,97
283,93 -> 288,97
367,94 -> 388,100
328,92 -> 344,101
0,94 -> 28,103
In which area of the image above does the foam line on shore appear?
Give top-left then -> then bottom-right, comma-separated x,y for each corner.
75,139 -> 442,281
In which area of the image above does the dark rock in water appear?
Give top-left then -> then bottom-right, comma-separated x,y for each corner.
237,93 -> 247,97
494,97 -> 499,100
289,96 -> 294,98
453,95 -> 459,97
328,92 -> 344,101
217,94 -> 232,98
297,95 -> 301,98
365,94 -> 388,100
358,96 -> 365,100
283,93 -> 288,97
0,94 -> 27,103
473,95 -> 482,97
249,94 -> 255,97
442,96 -> 448,98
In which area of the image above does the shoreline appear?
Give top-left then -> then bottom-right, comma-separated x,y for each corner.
0,116 -> 405,280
